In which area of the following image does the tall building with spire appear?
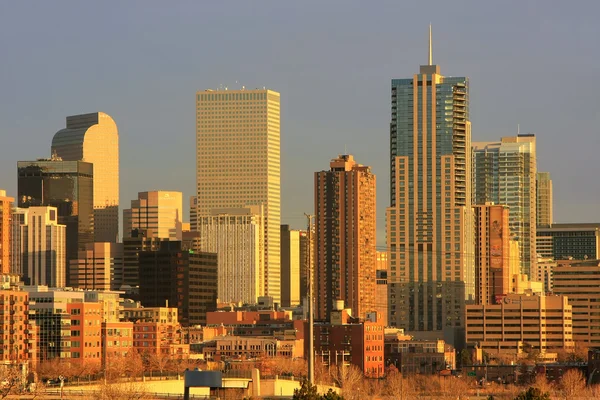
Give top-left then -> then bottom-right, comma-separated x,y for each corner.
536,172 -> 553,228
196,89 -> 281,303
52,112 -> 119,242
387,27 -> 473,340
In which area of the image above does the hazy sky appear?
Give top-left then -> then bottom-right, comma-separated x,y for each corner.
1,1 -> 599,245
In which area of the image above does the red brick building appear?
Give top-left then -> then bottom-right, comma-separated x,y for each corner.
0,287 -> 37,369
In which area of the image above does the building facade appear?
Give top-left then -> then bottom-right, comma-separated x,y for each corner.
315,154 -> 376,320
122,230 -> 167,289
196,89 -> 281,303
536,172 -> 553,227
299,228 -> 312,305
197,207 -> 264,304
69,242 -> 124,291
280,225 -> 301,307
17,158 -> 93,284
123,191 -> 183,241
537,223 -> 600,261
387,45 -> 473,337
0,288 -> 38,368
0,190 -> 13,274
18,207 -> 66,287
472,135 -> 537,276
51,112 -> 119,243
532,257 -> 556,294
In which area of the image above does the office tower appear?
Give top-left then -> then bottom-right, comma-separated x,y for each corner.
537,223 -> 600,261
51,112 -> 119,242
123,191 -> 183,240
473,204 -> 517,305
472,135 -> 537,276
551,259 -> 600,346
10,208 -> 27,276
122,230 -> 167,288
536,172 -> 553,227
387,30 -> 473,338
315,154 -> 376,320
196,88 -> 281,302
376,251 -> 389,327
299,229 -> 312,303
190,196 -> 198,232
69,242 -> 124,291
281,224 -> 301,307
138,241 -> 218,326
0,190 -> 13,274
17,158 -> 94,284
197,206 -> 264,304
18,206 -> 66,287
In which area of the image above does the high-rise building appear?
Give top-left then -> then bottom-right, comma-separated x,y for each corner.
537,223 -> 600,261
189,196 -> 198,232
473,204 -> 515,305
472,135 -> 537,276
197,207 -> 264,304
18,207 -> 66,287
196,89 -> 281,302
17,158 -> 94,283
0,190 -> 13,274
387,30 -> 473,338
138,241 -> 218,326
69,242 -> 124,291
10,208 -> 27,276
315,154 -> 376,320
299,228 -> 313,305
123,191 -> 183,240
536,172 -> 553,227
122,230 -> 167,289
51,112 -> 119,242
281,225 -> 301,307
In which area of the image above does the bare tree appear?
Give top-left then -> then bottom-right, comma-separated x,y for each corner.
532,373 -> 555,398
559,368 -> 587,398
91,380 -> 149,400
0,366 -> 23,399
330,364 -> 364,400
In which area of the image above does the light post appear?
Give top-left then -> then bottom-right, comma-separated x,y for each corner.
59,375 -> 65,400
305,213 -> 315,385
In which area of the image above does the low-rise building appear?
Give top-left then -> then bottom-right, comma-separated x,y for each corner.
133,321 -> 188,358
384,337 -> 455,374
202,336 -> 303,361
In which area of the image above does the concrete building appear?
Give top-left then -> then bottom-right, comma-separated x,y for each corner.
123,191 -> 183,241
0,287 -> 38,368
51,112 -> 119,242
536,172 -> 553,228
472,135 -> 537,277
387,32 -> 473,339
537,223 -> 600,261
465,293 -> 573,357
532,257 -> 556,294
310,302 -> 384,378
196,89 -> 281,303
473,204 -> 517,305
384,338 -> 455,374
17,158 -> 94,284
280,225 -> 301,307
206,310 -> 303,339
138,241 -> 218,326
197,207 -> 264,304
133,320 -> 188,358
202,336 -> 303,361
0,190 -> 13,274
552,259 -> 600,346
315,154 -> 376,320
69,242 -> 124,291
18,207 -> 66,287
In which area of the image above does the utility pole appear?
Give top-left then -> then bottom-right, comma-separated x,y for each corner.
305,213 -> 314,384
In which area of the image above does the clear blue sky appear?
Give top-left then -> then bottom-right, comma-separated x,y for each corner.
1,1 -> 599,245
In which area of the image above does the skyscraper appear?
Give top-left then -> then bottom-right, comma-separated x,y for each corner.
123,191 -> 183,240
472,135 -> 537,276
315,154 -> 376,320
387,28 -> 473,338
51,112 -> 119,242
197,206 -> 264,304
0,190 -> 13,274
281,224 -> 301,307
18,206 -> 66,287
196,88 -> 281,302
17,158 -> 94,283
536,172 -> 553,228
69,242 -> 124,291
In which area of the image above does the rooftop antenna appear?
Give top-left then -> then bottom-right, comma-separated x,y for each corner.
517,123 -> 520,136
429,23 -> 433,66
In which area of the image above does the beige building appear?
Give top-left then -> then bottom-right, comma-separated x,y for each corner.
473,135 -> 537,277
69,242 -> 124,291
466,293 -> 573,357
315,154 -> 376,320
18,207 -> 66,287
536,172 -> 553,227
52,112 -> 119,242
280,225 -> 301,307
123,191 -> 183,240
532,257 -> 556,293
0,190 -> 13,274
196,89 -> 281,302
197,206 -> 264,304
123,306 -> 179,324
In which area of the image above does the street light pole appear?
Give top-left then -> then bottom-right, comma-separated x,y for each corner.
305,213 -> 315,385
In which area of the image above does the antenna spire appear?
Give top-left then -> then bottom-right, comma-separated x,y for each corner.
428,23 -> 433,65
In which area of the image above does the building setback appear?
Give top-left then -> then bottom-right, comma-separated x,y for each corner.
52,112 -> 119,243
196,89 -> 281,303
315,154 -> 376,320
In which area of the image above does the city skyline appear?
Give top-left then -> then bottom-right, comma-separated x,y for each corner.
1,2 -> 599,246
